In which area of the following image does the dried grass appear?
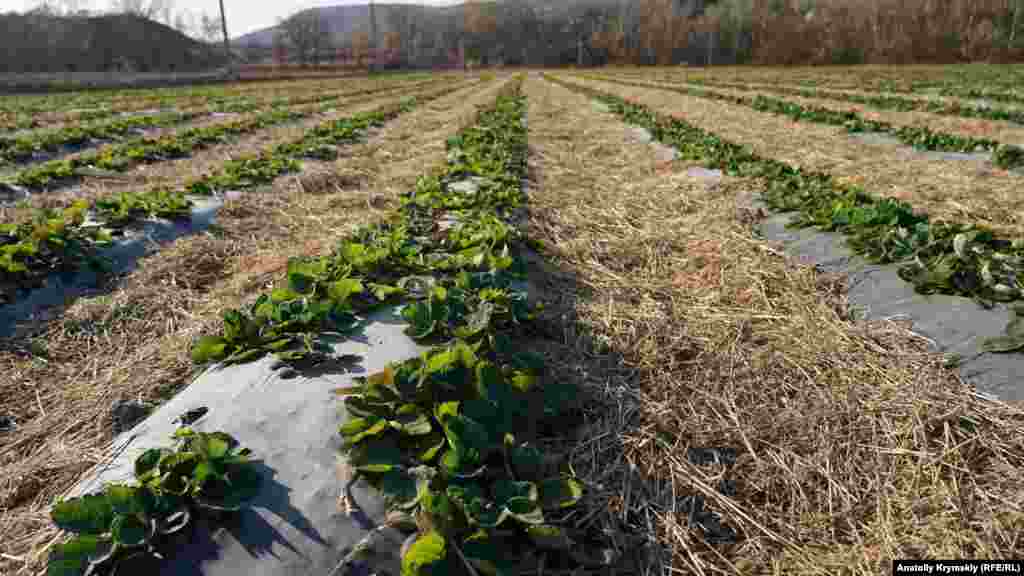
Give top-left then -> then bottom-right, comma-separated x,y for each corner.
618,65 -> 1024,113
692,77 -> 1024,114
569,75 -> 1024,239
617,74 -> 1024,146
675,65 -> 1024,96
0,76 -> 390,136
0,76 -> 510,576
0,78 -> 460,222
522,74 -> 1024,575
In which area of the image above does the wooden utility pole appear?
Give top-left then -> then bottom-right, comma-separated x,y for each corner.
369,0 -> 378,73
219,0 -> 232,74
1012,0 -> 1022,45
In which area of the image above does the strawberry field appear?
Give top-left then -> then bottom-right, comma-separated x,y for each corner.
2,66 -> 1024,576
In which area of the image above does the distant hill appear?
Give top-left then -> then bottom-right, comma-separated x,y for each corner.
229,0 -> 682,68
232,4 -> 455,49
0,11 -> 226,73
231,0 -> 636,49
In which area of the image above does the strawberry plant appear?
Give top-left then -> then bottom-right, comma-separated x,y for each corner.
1,200 -> 113,302
190,291 -> 363,366
995,145 -> 1024,170
337,341 -> 584,576
47,426 -> 261,576
93,190 -> 193,228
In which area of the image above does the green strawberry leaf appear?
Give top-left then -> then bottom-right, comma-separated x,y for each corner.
400,530 -> 449,576
46,535 -> 115,576
526,524 -> 575,551
51,493 -> 116,536
110,514 -> 148,547
538,476 -> 584,510
191,335 -> 229,364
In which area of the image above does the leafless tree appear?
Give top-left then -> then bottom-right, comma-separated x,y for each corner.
198,11 -> 221,42
28,0 -> 88,17
278,9 -> 332,66
172,7 -> 194,35
110,0 -> 170,21
159,0 -> 174,26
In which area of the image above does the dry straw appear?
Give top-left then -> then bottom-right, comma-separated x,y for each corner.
523,75 -> 1024,575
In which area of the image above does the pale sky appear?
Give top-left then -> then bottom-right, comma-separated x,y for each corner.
5,0 -> 463,38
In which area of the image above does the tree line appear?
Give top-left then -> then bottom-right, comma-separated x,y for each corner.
268,0 -> 1024,69
6,0 -> 1024,73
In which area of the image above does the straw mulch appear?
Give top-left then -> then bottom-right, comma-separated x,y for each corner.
610,74 -> 1024,146
522,73 -> 1024,576
0,79 -> 460,223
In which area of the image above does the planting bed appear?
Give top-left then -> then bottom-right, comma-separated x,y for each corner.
0,78 -> 463,219
0,73 -> 431,117
670,63 -> 1024,106
581,72 -> 1024,169
687,78 -> 1024,122
563,74 -> 1024,238
609,68 -> 1024,119
5,66 -> 1024,576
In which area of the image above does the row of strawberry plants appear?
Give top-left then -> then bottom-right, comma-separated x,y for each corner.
0,75 -> 367,116
551,75 -> 1024,321
923,83 -> 1024,107
0,77 -> 444,166
0,71 -> 435,118
1,106 -> 124,132
183,91 -> 452,195
181,79 -> 481,195
7,78 -> 447,191
10,107 -> 306,190
0,74 -> 437,136
0,110 -> 207,165
694,71 -> 1024,107
0,83 -> 476,306
583,73 -> 1024,169
679,76 -> 1024,128
0,91 -> 268,132
189,79 -> 615,575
